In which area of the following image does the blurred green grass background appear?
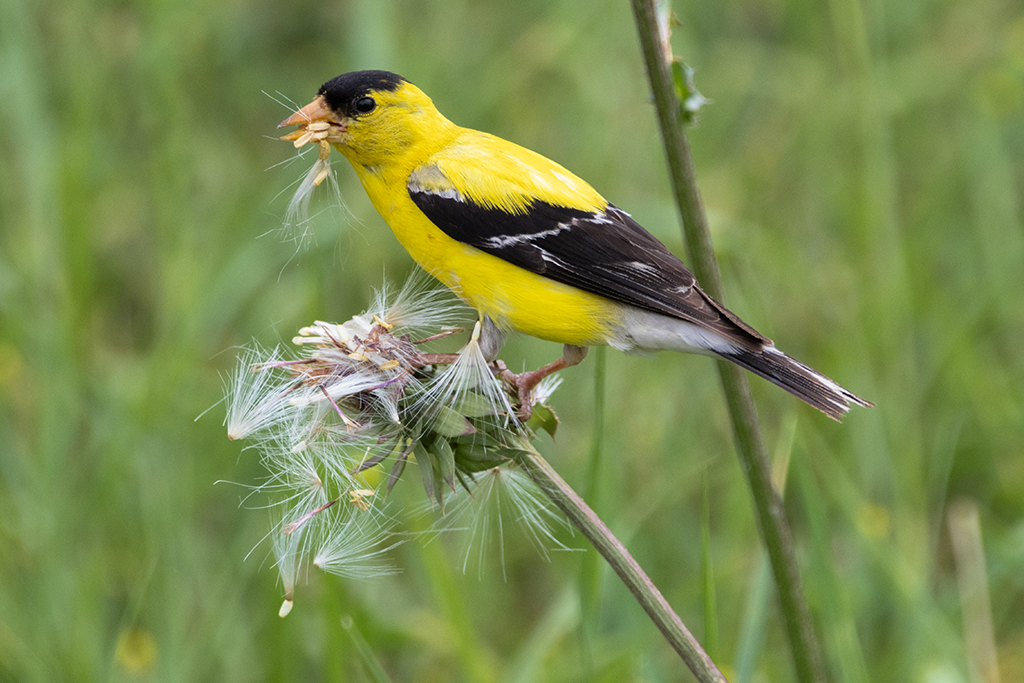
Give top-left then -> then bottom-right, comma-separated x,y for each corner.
2,0 -> 1023,680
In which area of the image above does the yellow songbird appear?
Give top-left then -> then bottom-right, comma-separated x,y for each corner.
279,70 -> 871,420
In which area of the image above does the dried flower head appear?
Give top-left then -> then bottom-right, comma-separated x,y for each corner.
226,276 -> 563,613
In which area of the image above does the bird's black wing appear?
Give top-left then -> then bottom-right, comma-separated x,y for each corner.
408,178 -> 769,350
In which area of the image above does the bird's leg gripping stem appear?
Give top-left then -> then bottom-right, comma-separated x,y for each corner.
499,344 -> 589,420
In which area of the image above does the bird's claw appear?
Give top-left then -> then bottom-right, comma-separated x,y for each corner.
489,361 -> 536,421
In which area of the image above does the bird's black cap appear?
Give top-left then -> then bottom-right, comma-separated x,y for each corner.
318,70 -> 407,116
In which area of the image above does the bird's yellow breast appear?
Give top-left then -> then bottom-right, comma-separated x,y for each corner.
331,85 -> 623,346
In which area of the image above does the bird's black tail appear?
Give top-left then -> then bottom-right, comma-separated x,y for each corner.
717,345 -> 872,421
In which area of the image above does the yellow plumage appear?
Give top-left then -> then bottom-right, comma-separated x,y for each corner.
292,77 -> 620,346
279,70 -> 871,420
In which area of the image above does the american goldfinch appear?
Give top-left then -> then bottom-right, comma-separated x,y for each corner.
279,70 -> 871,420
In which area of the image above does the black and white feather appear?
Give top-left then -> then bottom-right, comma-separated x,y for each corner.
408,171 -> 872,420
411,188 -> 763,340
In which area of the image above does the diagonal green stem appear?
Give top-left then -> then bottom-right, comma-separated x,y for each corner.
629,1 -> 827,682
516,445 -> 728,683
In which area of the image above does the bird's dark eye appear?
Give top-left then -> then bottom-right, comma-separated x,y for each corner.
353,96 -> 376,114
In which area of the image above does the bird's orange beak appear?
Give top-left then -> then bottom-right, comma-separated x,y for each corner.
278,96 -> 345,143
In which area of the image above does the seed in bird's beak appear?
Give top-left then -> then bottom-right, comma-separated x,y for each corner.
279,97 -> 346,153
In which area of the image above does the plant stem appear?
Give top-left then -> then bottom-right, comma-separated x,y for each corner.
629,2 -> 827,682
517,445 -> 728,683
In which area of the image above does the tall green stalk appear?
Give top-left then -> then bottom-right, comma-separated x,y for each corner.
629,1 -> 827,681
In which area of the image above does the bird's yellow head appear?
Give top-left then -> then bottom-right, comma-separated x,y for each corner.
279,70 -> 456,169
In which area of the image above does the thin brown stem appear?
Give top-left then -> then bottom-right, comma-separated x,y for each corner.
517,445 -> 728,683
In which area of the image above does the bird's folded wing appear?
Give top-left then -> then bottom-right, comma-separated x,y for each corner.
407,152 -> 769,350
